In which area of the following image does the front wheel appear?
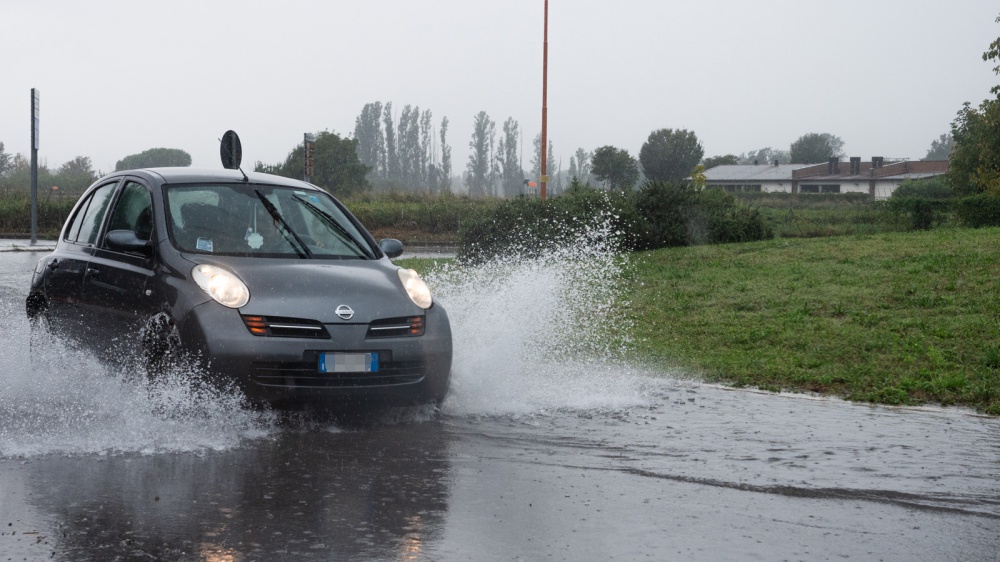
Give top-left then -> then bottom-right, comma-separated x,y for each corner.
139,312 -> 182,377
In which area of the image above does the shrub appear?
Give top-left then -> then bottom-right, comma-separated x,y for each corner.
630,181 -> 697,248
456,187 -> 636,264
631,181 -> 773,248
893,177 -> 953,199
955,193 -> 1000,227
882,197 -> 951,231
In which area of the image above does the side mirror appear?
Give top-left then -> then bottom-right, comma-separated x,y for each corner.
106,229 -> 153,257
379,238 -> 404,259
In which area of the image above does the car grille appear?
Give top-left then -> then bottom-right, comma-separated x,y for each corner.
241,315 -> 426,339
251,360 -> 425,388
241,315 -> 330,339
366,316 -> 425,338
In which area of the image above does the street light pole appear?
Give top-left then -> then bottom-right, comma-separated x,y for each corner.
540,0 -> 549,201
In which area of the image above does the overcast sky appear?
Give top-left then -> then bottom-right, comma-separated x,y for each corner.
2,0 -> 998,179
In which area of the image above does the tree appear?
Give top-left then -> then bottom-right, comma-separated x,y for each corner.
638,128 -> 704,182
0,142 -> 12,176
948,13 -> 1000,195
115,148 -> 191,171
986,13 -> 1000,95
439,117 -> 452,193
923,134 -> 953,161
54,156 -> 97,193
702,154 -> 740,169
254,130 -> 369,197
789,133 -> 845,164
419,109 -> 433,190
591,145 -> 639,191
353,101 -> 385,182
383,102 -> 400,185
568,148 -> 592,184
465,111 -> 494,196
949,100 -> 1000,195
738,147 -> 790,165
398,105 -> 419,187
497,117 -> 522,197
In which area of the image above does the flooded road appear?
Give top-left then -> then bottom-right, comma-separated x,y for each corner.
2,249 -> 998,561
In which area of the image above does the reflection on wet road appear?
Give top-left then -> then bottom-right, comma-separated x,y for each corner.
2,250 -> 998,560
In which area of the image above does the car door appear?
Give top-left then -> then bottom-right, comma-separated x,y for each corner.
42,180 -> 120,332
81,179 -> 158,351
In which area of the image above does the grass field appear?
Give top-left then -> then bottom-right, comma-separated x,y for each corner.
626,227 -> 1000,414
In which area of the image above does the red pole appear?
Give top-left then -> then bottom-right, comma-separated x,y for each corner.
540,0 -> 548,201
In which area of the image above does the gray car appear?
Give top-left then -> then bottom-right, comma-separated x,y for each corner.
26,166 -> 452,408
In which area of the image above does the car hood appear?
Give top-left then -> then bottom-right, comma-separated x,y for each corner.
193,257 -> 424,323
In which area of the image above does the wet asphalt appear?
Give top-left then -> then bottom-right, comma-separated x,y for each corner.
1,249 -> 998,561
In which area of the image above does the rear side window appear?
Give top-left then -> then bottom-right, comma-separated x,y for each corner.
66,182 -> 117,244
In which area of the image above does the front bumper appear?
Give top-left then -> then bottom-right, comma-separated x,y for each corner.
177,301 -> 452,406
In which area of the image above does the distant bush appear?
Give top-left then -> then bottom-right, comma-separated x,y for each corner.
892,177 -> 953,199
632,181 -> 773,248
882,197 -> 952,231
456,187 -> 636,264
0,195 -> 75,237
873,178 -> 956,231
734,191 -> 871,208
455,181 -> 775,263
343,191 -> 496,236
954,193 -> 1000,227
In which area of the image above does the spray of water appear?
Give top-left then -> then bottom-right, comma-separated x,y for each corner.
427,214 -> 652,417
0,307 -> 275,459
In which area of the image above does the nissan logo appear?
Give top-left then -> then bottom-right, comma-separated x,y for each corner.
335,305 -> 355,320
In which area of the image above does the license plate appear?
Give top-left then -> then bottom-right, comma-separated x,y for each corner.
318,352 -> 379,373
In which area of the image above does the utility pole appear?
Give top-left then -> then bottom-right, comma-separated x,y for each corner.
30,89 -> 39,245
540,0 -> 549,200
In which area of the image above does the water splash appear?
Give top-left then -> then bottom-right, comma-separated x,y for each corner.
0,308 -> 275,459
427,216 -> 651,417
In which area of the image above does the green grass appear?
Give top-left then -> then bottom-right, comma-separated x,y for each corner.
625,227 -> 1000,414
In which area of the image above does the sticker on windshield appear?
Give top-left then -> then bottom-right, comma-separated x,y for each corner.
294,191 -> 321,204
196,238 -> 214,252
246,232 -> 264,249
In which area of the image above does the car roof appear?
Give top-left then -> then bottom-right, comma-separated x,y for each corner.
102,167 -> 321,191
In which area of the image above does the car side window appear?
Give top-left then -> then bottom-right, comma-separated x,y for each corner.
68,182 -> 117,244
104,181 -> 153,244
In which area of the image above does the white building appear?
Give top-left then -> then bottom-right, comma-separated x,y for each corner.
703,158 -> 949,199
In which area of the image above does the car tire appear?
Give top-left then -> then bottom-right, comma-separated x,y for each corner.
140,312 -> 182,376
25,293 -> 51,354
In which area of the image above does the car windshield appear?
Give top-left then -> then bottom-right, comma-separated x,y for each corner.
165,183 -> 375,259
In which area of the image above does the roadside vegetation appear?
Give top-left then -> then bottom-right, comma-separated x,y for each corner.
626,228 -> 1000,415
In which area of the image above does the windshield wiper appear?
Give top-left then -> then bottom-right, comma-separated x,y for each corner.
254,189 -> 311,259
292,194 -> 375,260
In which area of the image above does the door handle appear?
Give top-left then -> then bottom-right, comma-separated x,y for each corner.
86,268 -> 100,277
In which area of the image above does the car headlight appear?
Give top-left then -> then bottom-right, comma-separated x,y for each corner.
192,264 -> 250,308
397,268 -> 432,309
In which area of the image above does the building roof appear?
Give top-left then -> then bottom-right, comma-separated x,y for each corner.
703,164 -> 808,182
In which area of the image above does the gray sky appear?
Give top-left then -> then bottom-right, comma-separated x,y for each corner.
3,0 -> 998,178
